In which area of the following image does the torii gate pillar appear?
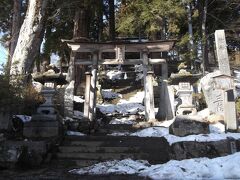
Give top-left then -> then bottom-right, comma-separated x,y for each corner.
143,51 -> 155,121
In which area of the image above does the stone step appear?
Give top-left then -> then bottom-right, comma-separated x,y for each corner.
52,159 -> 99,168
60,136 -> 170,164
96,124 -> 141,135
101,79 -> 141,88
57,152 -> 149,160
59,146 -> 141,153
63,136 -> 168,147
65,141 -> 105,147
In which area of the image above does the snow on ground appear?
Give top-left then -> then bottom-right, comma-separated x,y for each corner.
155,119 -> 175,127
70,152 -> 240,179
209,122 -> 225,133
14,115 -> 32,123
97,102 -> 144,114
102,89 -> 122,99
106,70 -> 122,80
131,127 -> 169,137
108,122 -> 240,145
66,131 -> 86,136
164,132 -> 240,145
109,117 -> 136,125
127,91 -> 144,103
97,91 -> 144,115
74,96 -> 85,103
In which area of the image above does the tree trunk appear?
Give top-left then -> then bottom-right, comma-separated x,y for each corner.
201,0 -> 208,74
187,2 -> 195,68
10,0 -> 48,76
73,6 -> 89,40
109,0 -> 115,41
97,0 -> 103,41
7,0 -> 22,75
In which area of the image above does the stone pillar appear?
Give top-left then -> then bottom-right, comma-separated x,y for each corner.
84,72 -> 91,118
89,52 -> 98,121
143,52 -> 155,121
64,51 -> 76,117
64,81 -> 74,117
224,89 -> 238,131
215,30 -> 231,76
162,63 -> 168,80
157,63 -> 169,120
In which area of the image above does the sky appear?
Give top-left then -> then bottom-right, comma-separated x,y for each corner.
0,32 -> 7,65
0,44 -> 7,65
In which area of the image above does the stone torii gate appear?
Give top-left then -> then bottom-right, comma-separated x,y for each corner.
64,40 -> 175,121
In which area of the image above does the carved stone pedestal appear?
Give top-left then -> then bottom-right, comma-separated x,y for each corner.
24,85 -> 60,138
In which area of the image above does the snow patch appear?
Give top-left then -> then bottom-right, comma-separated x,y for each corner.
127,91 -> 144,103
102,89 -> 122,99
110,117 -> 136,125
131,127 -> 169,137
106,70 -> 122,80
70,159 -> 149,175
14,115 -> 32,123
70,152 -> 240,179
209,122 -> 225,133
164,132 -> 240,145
97,102 -> 144,115
74,96 -> 85,103
66,131 -> 86,136
98,90 -> 144,115
157,119 -> 175,127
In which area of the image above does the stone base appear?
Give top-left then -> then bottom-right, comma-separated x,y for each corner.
23,120 -> 60,138
0,140 -> 48,169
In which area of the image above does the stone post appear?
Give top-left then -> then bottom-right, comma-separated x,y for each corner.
84,72 -> 91,118
143,51 -> 155,121
215,30 -> 231,76
116,45 -> 125,62
64,51 -> 76,117
224,89 -> 238,131
162,63 -> 168,80
157,63 -> 169,120
89,52 -> 98,121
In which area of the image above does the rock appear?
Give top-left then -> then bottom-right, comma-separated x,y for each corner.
0,140 -> 47,169
16,146 -> 43,169
170,139 -> 238,160
0,142 -> 20,169
169,115 -> 209,137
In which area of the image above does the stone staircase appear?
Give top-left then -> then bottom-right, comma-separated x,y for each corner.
55,65 -> 168,169
55,135 -> 170,168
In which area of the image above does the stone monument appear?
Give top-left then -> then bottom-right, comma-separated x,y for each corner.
176,82 -> 197,115
200,30 -> 238,131
23,73 -> 65,138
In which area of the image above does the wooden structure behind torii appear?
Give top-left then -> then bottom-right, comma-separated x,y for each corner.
64,40 -> 175,121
